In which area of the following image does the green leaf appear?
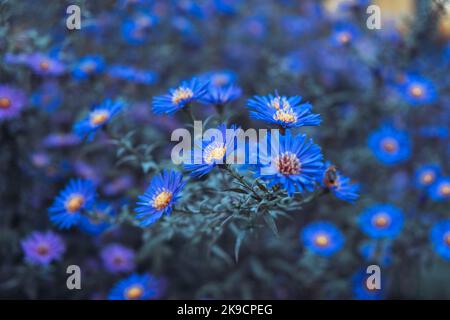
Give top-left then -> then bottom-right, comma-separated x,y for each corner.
234,232 -> 246,263
263,212 -> 279,237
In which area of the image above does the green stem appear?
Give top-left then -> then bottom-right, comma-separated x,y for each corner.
223,165 -> 261,201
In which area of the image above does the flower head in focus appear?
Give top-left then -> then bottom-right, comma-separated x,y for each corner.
256,130 -> 323,195
152,77 -> 209,115
74,99 -> 124,141
184,124 -> 238,177
135,170 -> 185,226
48,179 -> 96,229
21,231 -> 65,265
247,93 -> 321,129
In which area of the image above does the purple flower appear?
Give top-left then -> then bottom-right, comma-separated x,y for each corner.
101,243 -> 136,273
0,85 -> 26,121
26,53 -> 65,76
21,231 -> 65,265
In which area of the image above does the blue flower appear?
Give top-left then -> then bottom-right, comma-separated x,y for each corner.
78,202 -> 115,236
48,179 -> 96,229
108,273 -> 162,300
198,70 -> 237,88
255,130 -> 323,195
399,74 -> 437,106
21,231 -> 65,265
107,65 -> 158,85
322,163 -> 360,203
358,204 -> 404,239
331,22 -> 360,46
352,270 -> 384,300
430,220 -> 450,260
367,124 -> 411,165
201,85 -> 242,106
152,77 -> 208,115
247,93 -> 321,129
428,177 -> 450,201
72,55 -> 105,80
135,170 -> 185,227
31,81 -> 62,112
414,164 -> 440,190
184,124 -> 238,177
121,13 -> 158,45
74,99 -> 124,141
301,221 -> 345,257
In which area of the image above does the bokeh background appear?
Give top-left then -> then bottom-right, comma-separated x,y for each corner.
0,0 -> 449,299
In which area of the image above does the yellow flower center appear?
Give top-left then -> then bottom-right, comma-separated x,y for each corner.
90,110 -> 110,126
315,234 -> 329,247
372,213 -> 390,228
65,194 -> 85,213
125,285 -> 144,300
269,97 -> 290,110
36,244 -> 49,256
439,183 -> 450,197
381,138 -> 398,153
82,61 -> 96,72
421,172 -> 434,185
445,233 -> 450,247
410,85 -> 424,98
171,87 -> 194,105
273,109 -> 297,123
275,152 -> 301,175
204,143 -> 227,164
0,97 -> 11,109
39,61 -> 50,70
152,190 -> 173,210
338,32 -> 351,44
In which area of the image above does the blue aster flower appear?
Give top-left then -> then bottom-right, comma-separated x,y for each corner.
152,77 -> 208,115
184,124 -> 238,177
74,99 -> 124,141
135,170 -> 185,227
352,270 -> 385,300
72,55 -> 105,80
414,164 -> 440,190
31,81 -> 62,113
48,179 -> 96,229
331,22 -> 360,46
247,93 -> 321,129
199,70 -> 237,88
428,177 -> 450,201
108,273 -> 162,300
255,130 -> 323,195
322,162 -> 360,203
107,65 -> 158,85
399,74 -> 437,106
358,204 -> 404,239
78,202 -> 115,236
121,13 -> 158,45
21,231 -> 65,265
301,221 -> 345,257
201,85 -> 242,106
367,124 -> 411,165
430,220 -> 450,260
